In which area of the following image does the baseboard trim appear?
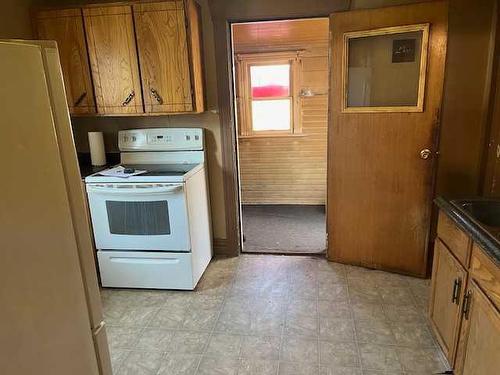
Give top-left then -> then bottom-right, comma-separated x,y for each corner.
213,238 -> 238,256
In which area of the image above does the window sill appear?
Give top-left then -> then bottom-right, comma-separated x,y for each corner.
238,133 -> 308,139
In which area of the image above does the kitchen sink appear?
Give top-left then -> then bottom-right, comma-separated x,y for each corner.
452,199 -> 500,228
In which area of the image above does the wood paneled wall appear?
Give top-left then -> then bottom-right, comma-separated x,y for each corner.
233,18 -> 329,205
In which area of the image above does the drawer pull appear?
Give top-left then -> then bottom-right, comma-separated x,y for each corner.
462,290 -> 472,320
74,92 -> 87,107
122,90 -> 136,106
150,88 -> 164,105
452,278 -> 462,305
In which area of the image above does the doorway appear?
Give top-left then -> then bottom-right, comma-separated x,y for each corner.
231,18 -> 329,254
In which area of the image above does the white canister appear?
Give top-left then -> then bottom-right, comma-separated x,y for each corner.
88,132 -> 107,166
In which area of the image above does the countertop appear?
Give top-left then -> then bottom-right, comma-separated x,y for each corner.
435,196 -> 500,266
78,152 -> 120,179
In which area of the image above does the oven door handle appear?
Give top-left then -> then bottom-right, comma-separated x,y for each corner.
86,184 -> 183,195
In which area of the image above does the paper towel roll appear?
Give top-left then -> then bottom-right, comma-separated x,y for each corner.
88,132 -> 107,166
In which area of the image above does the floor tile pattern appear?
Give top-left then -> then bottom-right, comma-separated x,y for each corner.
102,255 -> 449,375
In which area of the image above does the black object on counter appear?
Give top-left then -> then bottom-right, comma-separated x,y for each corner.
78,152 -> 120,178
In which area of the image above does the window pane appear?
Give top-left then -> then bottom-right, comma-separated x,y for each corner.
347,30 -> 423,107
251,64 -> 290,98
251,99 -> 291,131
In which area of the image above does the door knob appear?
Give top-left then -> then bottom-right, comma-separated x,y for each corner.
420,149 -> 432,159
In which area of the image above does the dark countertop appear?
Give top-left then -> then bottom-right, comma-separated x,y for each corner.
435,196 -> 500,266
78,152 -> 120,179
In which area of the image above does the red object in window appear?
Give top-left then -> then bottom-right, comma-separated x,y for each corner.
252,85 -> 289,98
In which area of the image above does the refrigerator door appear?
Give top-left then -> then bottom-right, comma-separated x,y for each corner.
34,39 -> 106,330
0,41 -> 100,375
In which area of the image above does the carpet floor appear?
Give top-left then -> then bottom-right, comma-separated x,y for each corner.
241,204 -> 326,254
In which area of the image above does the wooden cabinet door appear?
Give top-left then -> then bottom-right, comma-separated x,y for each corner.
133,1 -> 193,113
454,281 -> 500,375
429,239 -> 467,364
83,6 -> 143,114
35,8 -> 95,114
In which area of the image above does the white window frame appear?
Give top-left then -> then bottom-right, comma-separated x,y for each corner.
235,51 -> 302,137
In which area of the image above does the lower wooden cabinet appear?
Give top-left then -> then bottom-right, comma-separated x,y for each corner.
429,238 -> 467,364
431,210 -> 500,374
454,281 -> 500,375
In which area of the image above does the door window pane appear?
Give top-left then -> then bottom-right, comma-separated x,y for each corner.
251,64 -> 290,98
346,29 -> 425,109
251,99 -> 291,131
106,201 -> 171,235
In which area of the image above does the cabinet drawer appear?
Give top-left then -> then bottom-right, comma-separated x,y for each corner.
470,243 -> 500,310
437,211 -> 471,267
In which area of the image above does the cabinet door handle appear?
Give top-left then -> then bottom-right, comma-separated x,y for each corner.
122,91 -> 136,106
150,88 -> 164,105
74,92 -> 87,107
452,278 -> 462,305
462,290 -> 472,320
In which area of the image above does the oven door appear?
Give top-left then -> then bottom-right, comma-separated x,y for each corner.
86,183 -> 190,251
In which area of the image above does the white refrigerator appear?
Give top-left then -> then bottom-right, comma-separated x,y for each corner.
0,40 -> 112,375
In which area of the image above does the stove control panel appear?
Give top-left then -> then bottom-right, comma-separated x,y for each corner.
119,128 -> 204,151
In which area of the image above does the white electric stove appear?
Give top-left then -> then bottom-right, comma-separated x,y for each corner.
85,128 -> 212,290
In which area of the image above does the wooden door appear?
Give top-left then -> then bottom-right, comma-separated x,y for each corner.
134,1 -> 193,113
429,239 -> 467,364
327,2 -> 448,276
83,5 -> 143,114
35,8 -> 95,114
454,281 -> 500,375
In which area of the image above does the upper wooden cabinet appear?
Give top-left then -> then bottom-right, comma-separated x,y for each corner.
35,8 -> 96,114
34,0 -> 204,116
83,6 -> 143,114
134,0 -> 203,113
